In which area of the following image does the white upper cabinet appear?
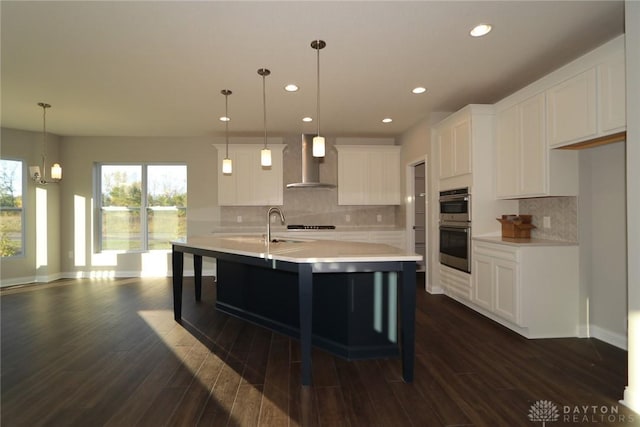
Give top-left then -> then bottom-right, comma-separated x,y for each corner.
214,143 -> 286,206
496,93 -> 552,198
598,50 -> 626,134
437,114 -> 471,179
336,145 -> 401,205
547,69 -> 597,147
546,37 -> 626,148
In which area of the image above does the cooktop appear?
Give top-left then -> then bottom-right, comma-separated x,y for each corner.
287,225 -> 336,230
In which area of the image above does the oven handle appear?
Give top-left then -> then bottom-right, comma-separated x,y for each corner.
439,194 -> 470,203
439,225 -> 470,232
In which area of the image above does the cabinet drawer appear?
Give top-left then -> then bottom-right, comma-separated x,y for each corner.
472,241 -> 519,262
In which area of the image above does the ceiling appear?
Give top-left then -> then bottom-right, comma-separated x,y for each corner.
0,1 -> 625,139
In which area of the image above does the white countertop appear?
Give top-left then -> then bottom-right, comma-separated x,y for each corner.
473,235 -> 578,247
173,235 -> 422,263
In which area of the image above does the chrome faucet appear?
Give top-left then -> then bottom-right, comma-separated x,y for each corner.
266,207 -> 286,243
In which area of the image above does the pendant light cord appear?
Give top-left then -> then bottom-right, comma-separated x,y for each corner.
262,73 -> 267,149
316,41 -> 321,138
224,93 -> 229,158
39,102 -> 51,179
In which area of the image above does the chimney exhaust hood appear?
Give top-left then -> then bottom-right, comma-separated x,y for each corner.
286,134 -> 335,189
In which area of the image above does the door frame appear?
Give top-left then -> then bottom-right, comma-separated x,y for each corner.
405,155 -> 429,290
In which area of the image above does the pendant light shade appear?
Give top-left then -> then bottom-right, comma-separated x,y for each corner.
311,40 -> 326,158
51,163 -> 62,180
261,148 -> 272,167
221,89 -> 233,174
258,68 -> 272,167
30,102 -> 61,184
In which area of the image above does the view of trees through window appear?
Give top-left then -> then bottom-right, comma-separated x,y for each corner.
0,159 -> 23,257
100,164 -> 187,251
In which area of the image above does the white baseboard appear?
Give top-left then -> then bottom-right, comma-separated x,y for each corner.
621,386 -> 640,416
1,270 -> 217,287
590,325 -> 627,350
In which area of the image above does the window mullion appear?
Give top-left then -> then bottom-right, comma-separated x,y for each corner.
141,164 -> 148,251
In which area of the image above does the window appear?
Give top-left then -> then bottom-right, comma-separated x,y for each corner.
0,159 -> 24,257
97,164 -> 187,251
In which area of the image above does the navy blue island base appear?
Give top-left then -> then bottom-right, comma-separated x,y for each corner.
171,240 -> 417,386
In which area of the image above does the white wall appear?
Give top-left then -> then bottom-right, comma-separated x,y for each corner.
399,112 -> 449,293
59,135 -> 219,278
623,0 -> 640,414
1,128 -> 62,285
579,142 -> 627,347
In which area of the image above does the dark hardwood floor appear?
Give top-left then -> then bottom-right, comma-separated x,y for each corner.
1,275 -> 636,426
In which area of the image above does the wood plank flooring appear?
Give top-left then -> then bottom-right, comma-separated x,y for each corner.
1,275 -> 636,426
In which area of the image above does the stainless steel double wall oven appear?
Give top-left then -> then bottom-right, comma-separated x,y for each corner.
439,188 -> 471,273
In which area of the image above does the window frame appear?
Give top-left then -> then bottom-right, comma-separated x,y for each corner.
0,158 -> 26,259
95,162 -> 187,253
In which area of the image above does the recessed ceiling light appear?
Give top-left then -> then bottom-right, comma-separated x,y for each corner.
382,118 -> 393,124
470,24 -> 492,37
284,84 -> 299,92
412,87 -> 427,94
219,116 -> 230,122
302,117 -> 313,122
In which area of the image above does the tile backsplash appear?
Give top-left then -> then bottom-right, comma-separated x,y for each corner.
518,196 -> 577,241
219,135 -> 400,229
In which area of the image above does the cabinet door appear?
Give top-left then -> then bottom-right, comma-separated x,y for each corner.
453,119 -> 471,176
598,54 -> 626,133
493,259 -> 519,324
547,69 -> 597,147
368,148 -> 401,205
472,254 -> 493,310
438,127 -> 454,179
519,93 -> 546,195
337,149 -> 367,205
495,105 -> 519,198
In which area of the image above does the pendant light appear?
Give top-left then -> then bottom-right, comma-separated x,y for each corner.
258,68 -> 272,167
29,102 -> 62,184
311,40 -> 326,158
220,89 -> 233,174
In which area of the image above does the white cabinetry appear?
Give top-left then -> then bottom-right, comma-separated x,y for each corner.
496,93 -> 547,198
336,145 -> 401,205
471,239 -> 579,338
440,264 -> 472,301
547,69 -> 597,147
546,41 -> 625,148
437,115 -> 471,179
495,93 -> 578,198
597,51 -> 626,134
214,144 -> 286,206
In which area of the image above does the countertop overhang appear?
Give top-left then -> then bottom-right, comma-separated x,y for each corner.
172,235 -> 422,264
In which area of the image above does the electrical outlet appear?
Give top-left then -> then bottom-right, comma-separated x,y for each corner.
236,216 -> 242,223
543,216 -> 551,229
377,214 -> 382,223
345,214 -> 351,222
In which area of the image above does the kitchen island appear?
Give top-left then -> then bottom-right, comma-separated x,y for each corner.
171,235 -> 421,386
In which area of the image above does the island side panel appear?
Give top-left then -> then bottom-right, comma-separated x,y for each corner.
298,263 -> 313,386
172,247 -> 184,320
400,261 -> 416,382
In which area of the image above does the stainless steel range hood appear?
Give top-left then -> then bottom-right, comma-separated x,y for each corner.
286,134 -> 335,189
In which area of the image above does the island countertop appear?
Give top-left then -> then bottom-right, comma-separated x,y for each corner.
172,235 -> 422,264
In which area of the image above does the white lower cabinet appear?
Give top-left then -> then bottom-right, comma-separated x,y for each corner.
440,265 -> 472,301
471,239 -> 579,338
